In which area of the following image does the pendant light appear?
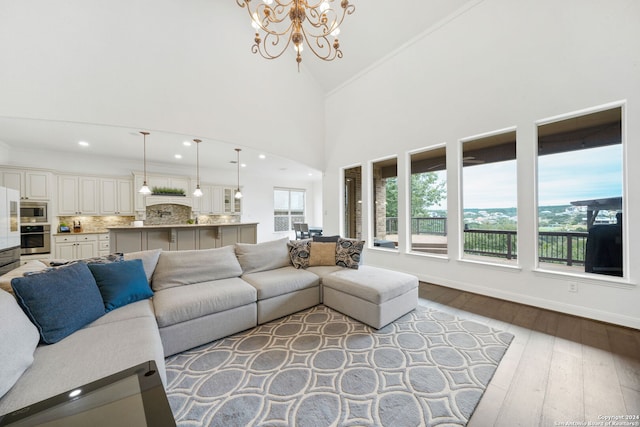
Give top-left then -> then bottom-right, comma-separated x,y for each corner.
193,139 -> 203,197
234,148 -> 243,199
139,131 -> 152,195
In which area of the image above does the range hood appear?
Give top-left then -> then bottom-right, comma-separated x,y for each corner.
145,195 -> 193,208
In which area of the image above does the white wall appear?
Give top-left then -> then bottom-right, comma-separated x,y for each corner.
0,0 -> 326,171
324,0 -> 640,328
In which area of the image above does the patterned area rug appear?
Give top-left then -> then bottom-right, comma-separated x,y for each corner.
165,305 -> 514,427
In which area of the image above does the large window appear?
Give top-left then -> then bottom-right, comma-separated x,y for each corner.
410,147 -> 447,254
343,166 -> 362,239
274,188 -> 305,232
371,157 -> 398,250
537,106 -> 623,277
461,130 -> 517,263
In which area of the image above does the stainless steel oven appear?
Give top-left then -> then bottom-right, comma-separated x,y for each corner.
20,201 -> 48,223
20,224 -> 51,255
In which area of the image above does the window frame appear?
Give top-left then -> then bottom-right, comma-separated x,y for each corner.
273,187 -> 306,233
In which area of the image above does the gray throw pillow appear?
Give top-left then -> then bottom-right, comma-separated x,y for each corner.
235,237 -> 291,274
152,246 -> 242,291
0,289 -> 40,399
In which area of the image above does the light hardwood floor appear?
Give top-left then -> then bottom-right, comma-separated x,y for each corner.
418,282 -> 640,427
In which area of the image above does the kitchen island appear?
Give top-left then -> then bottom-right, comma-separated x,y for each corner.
108,223 -> 258,253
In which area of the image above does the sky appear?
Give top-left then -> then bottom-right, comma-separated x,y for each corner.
428,144 -> 622,210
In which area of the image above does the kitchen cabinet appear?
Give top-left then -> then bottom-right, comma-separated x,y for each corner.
57,176 -> 99,215
0,169 -> 52,200
134,173 -> 193,212
100,178 -> 133,215
98,233 -> 110,256
193,185 -> 223,215
110,223 -> 257,253
223,188 -> 242,214
54,234 -> 99,259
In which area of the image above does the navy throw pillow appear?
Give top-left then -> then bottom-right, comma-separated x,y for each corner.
11,262 -> 105,344
88,259 -> 154,312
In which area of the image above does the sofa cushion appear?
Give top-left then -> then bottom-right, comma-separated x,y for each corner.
0,260 -> 47,295
153,277 -> 257,327
322,265 -> 418,304
152,246 -> 242,291
0,289 -> 40,399
124,248 -> 162,282
287,239 -> 311,269
0,315 -> 165,416
11,262 -> 105,344
242,266 -> 320,300
88,259 -> 154,312
235,237 -> 291,274
309,242 -> 337,266
335,238 -> 365,269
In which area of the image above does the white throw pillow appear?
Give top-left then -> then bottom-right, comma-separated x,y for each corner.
0,289 -> 40,398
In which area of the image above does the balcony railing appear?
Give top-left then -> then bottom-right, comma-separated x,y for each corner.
384,217 -> 588,266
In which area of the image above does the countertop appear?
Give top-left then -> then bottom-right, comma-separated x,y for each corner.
53,231 -> 108,236
107,222 -> 258,230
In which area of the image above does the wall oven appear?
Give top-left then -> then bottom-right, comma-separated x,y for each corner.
21,224 -> 51,255
20,201 -> 48,223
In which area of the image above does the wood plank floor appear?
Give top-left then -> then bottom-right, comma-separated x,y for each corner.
418,282 -> 640,427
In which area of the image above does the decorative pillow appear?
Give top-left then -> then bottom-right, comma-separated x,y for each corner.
287,239 -> 311,269
313,235 -> 340,242
0,289 -> 40,399
88,259 -> 154,312
11,262 -> 105,344
309,242 -> 337,266
335,238 -> 365,269
235,237 -> 291,274
124,248 -> 162,283
46,253 -> 124,267
152,246 -> 242,291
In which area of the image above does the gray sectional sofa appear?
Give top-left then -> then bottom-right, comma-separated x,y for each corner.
0,237 -> 418,417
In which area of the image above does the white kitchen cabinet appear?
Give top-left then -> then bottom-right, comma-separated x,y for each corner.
0,169 -> 52,200
100,178 -> 133,215
54,234 -> 99,259
193,185 -> 224,214
223,188 -> 242,214
98,233 -> 110,256
57,176 -> 99,215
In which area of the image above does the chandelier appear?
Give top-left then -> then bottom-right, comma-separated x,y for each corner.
236,0 -> 355,70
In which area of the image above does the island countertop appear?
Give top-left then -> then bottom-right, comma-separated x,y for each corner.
107,222 -> 258,230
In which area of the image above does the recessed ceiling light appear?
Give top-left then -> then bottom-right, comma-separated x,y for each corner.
78,141 -> 89,147
174,154 -> 182,159
241,163 -> 247,168
308,173 -> 313,176
259,154 -> 266,159
183,141 -> 192,147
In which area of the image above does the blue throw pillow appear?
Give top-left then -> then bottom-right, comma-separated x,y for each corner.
11,262 -> 106,344
88,259 -> 154,312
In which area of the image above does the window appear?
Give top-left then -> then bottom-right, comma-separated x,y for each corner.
371,157 -> 398,250
537,106 -> 623,277
343,166 -> 362,240
461,130 -> 517,263
274,188 -> 305,232
410,147 -> 447,254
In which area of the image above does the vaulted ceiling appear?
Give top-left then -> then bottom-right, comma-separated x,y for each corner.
0,0 -> 477,178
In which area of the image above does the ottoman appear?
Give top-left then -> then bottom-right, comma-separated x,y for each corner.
322,265 -> 418,329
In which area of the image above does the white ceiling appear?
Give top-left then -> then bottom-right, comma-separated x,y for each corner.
0,0 -> 478,179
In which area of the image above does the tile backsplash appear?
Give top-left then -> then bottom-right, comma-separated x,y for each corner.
57,215 -> 135,233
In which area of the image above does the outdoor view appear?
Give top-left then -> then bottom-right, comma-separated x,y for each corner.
374,107 -> 623,277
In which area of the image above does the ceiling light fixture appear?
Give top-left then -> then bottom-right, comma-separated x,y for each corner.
138,131 -> 152,195
193,139 -> 203,197
234,148 -> 243,199
236,0 -> 355,71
